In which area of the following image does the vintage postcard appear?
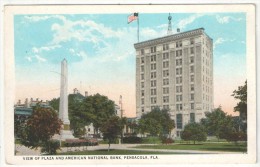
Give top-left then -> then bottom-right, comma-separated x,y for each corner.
3,4 -> 256,165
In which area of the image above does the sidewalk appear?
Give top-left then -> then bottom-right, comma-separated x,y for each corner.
15,144 -> 242,155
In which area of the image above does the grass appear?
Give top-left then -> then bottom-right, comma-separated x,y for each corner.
134,142 -> 247,152
58,149 -> 177,155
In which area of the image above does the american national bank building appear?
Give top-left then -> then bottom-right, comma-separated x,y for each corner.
134,28 -> 214,138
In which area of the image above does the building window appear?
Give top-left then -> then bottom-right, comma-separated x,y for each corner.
163,105 -> 169,110
190,75 -> 194,82
151,89 -> 157,96
151,72 -> 156,79
191,103 -> 194,110
190,66 -> 194,73
151,55 -> 156,62
190,84 -> 194,91
141,90 -> 144,96
176,95 -> 182,102
151,63 -> 156,70
176,104 -> 183,111
190,38 -> 194,45
163,61 -> 169,68
163,70 -> 169,77
190,57 -> 194,63
141,98 -> 144,105
151,80 -> 156,87
151,46 -> 156,53
141,107 -> 144,112
190,113 -> 195,123
176,114 -> 183,129
141,82 -> 144,88
141,65 -> 144,72
176,50 -> 182,57
141,74 -> 144,80
176,41 -> 182,48
190,94 -> 194,101
151,97 -> 157,104
163,52 -> 169,59
141,57 -> 144,64
190,47 -> 194,54
141,49 -> 144,55
176,76 -> 182,84
163,78 -> 169,85
163,44 -> 169,51
163,87 -> 169,94
176,68 -> 182,75
176,86 -> 182,93
176,59 -> 182,66
163,96 -> 169,103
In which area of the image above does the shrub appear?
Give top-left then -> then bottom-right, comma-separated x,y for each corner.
41,140 -> 60,155
122,136 -> 142,143
161,137 -> 174,144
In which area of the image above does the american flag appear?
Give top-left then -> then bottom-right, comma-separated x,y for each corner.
128,13 -> 138,24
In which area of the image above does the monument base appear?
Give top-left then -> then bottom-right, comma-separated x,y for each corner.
53,130 -> 75,141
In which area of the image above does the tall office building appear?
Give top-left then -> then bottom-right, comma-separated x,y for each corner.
134,28 -> 213,137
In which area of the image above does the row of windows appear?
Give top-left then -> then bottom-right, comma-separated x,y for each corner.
141,94 -> 194,104
140,103 -> 196,113
141,64 -> 194,76
140,47 -> 195,64
141,84 -> 194,96
142,58 -> 194,73
140,38 -> 196,55
142,74 -> 194,83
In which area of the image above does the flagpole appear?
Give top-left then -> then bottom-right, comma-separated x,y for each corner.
137,14 -> 139,42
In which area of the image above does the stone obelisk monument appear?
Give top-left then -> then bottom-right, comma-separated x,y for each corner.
59,59 -> 74,140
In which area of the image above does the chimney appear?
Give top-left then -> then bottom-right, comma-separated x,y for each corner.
177,28 -> 180,33
17,99 -> 21,105
85,91 -> 88,97
73,88 -> 78,94
25,98 -> 29,108
36,98 -> 39,102
31,98 -> 33,102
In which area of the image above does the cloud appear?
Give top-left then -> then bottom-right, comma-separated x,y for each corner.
35,55 -> 47,62
213,37 -> 236,49
214,37 -> 226,48
24,15 -> 66,22
50,17 -> 124,45
176,14 -> 204,29
216,15 -> 243,24
25,56 -> 32,62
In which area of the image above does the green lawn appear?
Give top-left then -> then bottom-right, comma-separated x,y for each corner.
134,142 -> 247,152
58,149 -> 177,155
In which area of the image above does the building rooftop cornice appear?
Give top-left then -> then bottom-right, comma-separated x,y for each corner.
134,28 -> 206,49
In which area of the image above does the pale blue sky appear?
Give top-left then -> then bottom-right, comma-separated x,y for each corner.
14,13 -> 246,116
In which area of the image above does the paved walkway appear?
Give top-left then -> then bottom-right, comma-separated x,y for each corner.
15,144 -> 241,155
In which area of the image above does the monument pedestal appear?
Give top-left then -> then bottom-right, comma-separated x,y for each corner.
53,124 -> 75,141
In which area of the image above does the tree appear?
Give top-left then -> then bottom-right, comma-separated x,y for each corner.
68,94 -> 93,137
232,80 -> 247,132
181,122 -> 207,144
100,116 -> 122,151
20,106 -> 62,154
49,93 -> 116,137
82,94 -> 116,135
138,107 -> 175,137
201,107 -> 234,140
